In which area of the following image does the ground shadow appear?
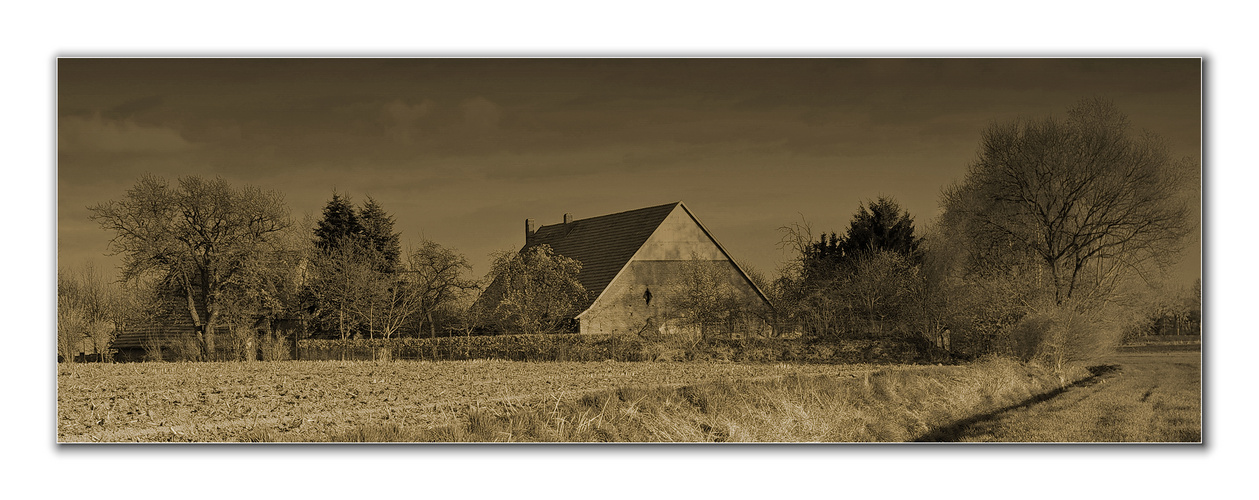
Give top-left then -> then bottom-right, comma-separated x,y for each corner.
912,364 -> 1121,442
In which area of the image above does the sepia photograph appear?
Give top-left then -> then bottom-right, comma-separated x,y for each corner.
56,57 -> 1201,444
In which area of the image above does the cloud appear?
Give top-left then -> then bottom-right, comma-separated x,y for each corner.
460,97 -> 501,133
58,114 -> 193,154
380,99 -> 432,144
102,95 -> 164,121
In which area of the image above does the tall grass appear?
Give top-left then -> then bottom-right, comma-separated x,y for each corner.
312,357 -> 1087,442
258,331 -> 291,361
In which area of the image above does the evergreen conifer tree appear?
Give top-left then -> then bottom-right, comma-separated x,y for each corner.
811,197 -> 922,266
358,196 -> 402,272
314,193 -> 362,253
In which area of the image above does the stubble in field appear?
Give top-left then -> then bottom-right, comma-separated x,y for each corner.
57,359 -> 867,442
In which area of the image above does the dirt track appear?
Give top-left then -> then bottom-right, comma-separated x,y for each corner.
923,349 -> 1201,442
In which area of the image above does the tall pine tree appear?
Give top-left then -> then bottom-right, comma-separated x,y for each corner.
811,197 -> 922,266
358,196 -> 401,272
308,193 -> 404,339
314,193 -> 363,254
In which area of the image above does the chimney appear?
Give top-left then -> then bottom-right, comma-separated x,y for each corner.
525,218 -> 537,243
563,213 -> 574,224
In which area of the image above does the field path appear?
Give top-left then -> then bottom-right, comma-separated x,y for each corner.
918,350 -> 1201,442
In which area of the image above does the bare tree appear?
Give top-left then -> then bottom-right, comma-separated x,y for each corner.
57,262 -> 136,362
370,276 -> 424,340
776,214 -> 816,277
89,175 -> 291,359
737,262 -> 787,337
306,241 -> 380,340
306,237 -> 473,342
775,215 -> 843,337
667,258 -> 743,341
840,250 -> 919,336
407,240 -> 477,339
450,283 -> 488,338
62,263 -> 118,360
941,98 -> 1195,310
218,226 -> 308,359
57,269 -> 89,362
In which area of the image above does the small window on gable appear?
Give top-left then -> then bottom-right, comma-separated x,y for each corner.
643,287 -> 653,307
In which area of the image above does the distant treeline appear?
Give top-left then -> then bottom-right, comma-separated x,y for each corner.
60,99 -> 1198,371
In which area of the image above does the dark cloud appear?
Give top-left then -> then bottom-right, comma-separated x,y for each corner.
380,99 -> 433,144
57,58 -> 1201,284
58,114 -> 194,154
101,95 -> 164,121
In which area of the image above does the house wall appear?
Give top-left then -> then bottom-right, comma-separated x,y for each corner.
577,207 -> 770,336
633,207 -> 728,261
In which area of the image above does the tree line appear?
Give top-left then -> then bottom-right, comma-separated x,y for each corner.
60,98 -> 1198,368
767,98 -> 1197,370
61,176 -> 596,361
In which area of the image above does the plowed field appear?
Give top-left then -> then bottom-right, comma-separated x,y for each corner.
57,359 -> 872,442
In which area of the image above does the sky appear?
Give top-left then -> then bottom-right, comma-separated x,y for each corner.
57,58 -> 1202,286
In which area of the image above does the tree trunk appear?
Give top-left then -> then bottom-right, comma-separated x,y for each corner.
245,331 -> 256,361
178,273 -> 206,360
204,306 -> 221,361
429,310 -> 438,358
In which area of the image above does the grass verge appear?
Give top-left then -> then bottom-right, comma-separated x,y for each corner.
307,357 -> 1089,442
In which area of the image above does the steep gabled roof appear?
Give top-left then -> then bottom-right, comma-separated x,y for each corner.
524,202 -> 680,311
523,201 -> 773,315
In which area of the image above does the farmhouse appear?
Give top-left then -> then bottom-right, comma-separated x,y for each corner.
511,202 -> 772,337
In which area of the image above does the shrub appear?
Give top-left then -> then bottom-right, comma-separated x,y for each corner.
223,327 -> 257,361
1009,307 -> 1118,373
259,331 -> 291,361
142,333 -> 203,362
142,334 -> 165,362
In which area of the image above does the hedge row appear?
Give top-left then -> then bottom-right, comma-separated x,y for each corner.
296,333 -> 952,365
663,336 -> 952,364
298,334 -> 648,362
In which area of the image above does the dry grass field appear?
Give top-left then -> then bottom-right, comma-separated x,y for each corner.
57,357 -> 1094,443
387,357 -> 1091,442
59,347 -> 1197,443
56,359 -> 871,442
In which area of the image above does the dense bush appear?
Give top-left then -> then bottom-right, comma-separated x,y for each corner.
1009,308 -> 1119,373
638,335 -> 950,365
706,336 -> 951,365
